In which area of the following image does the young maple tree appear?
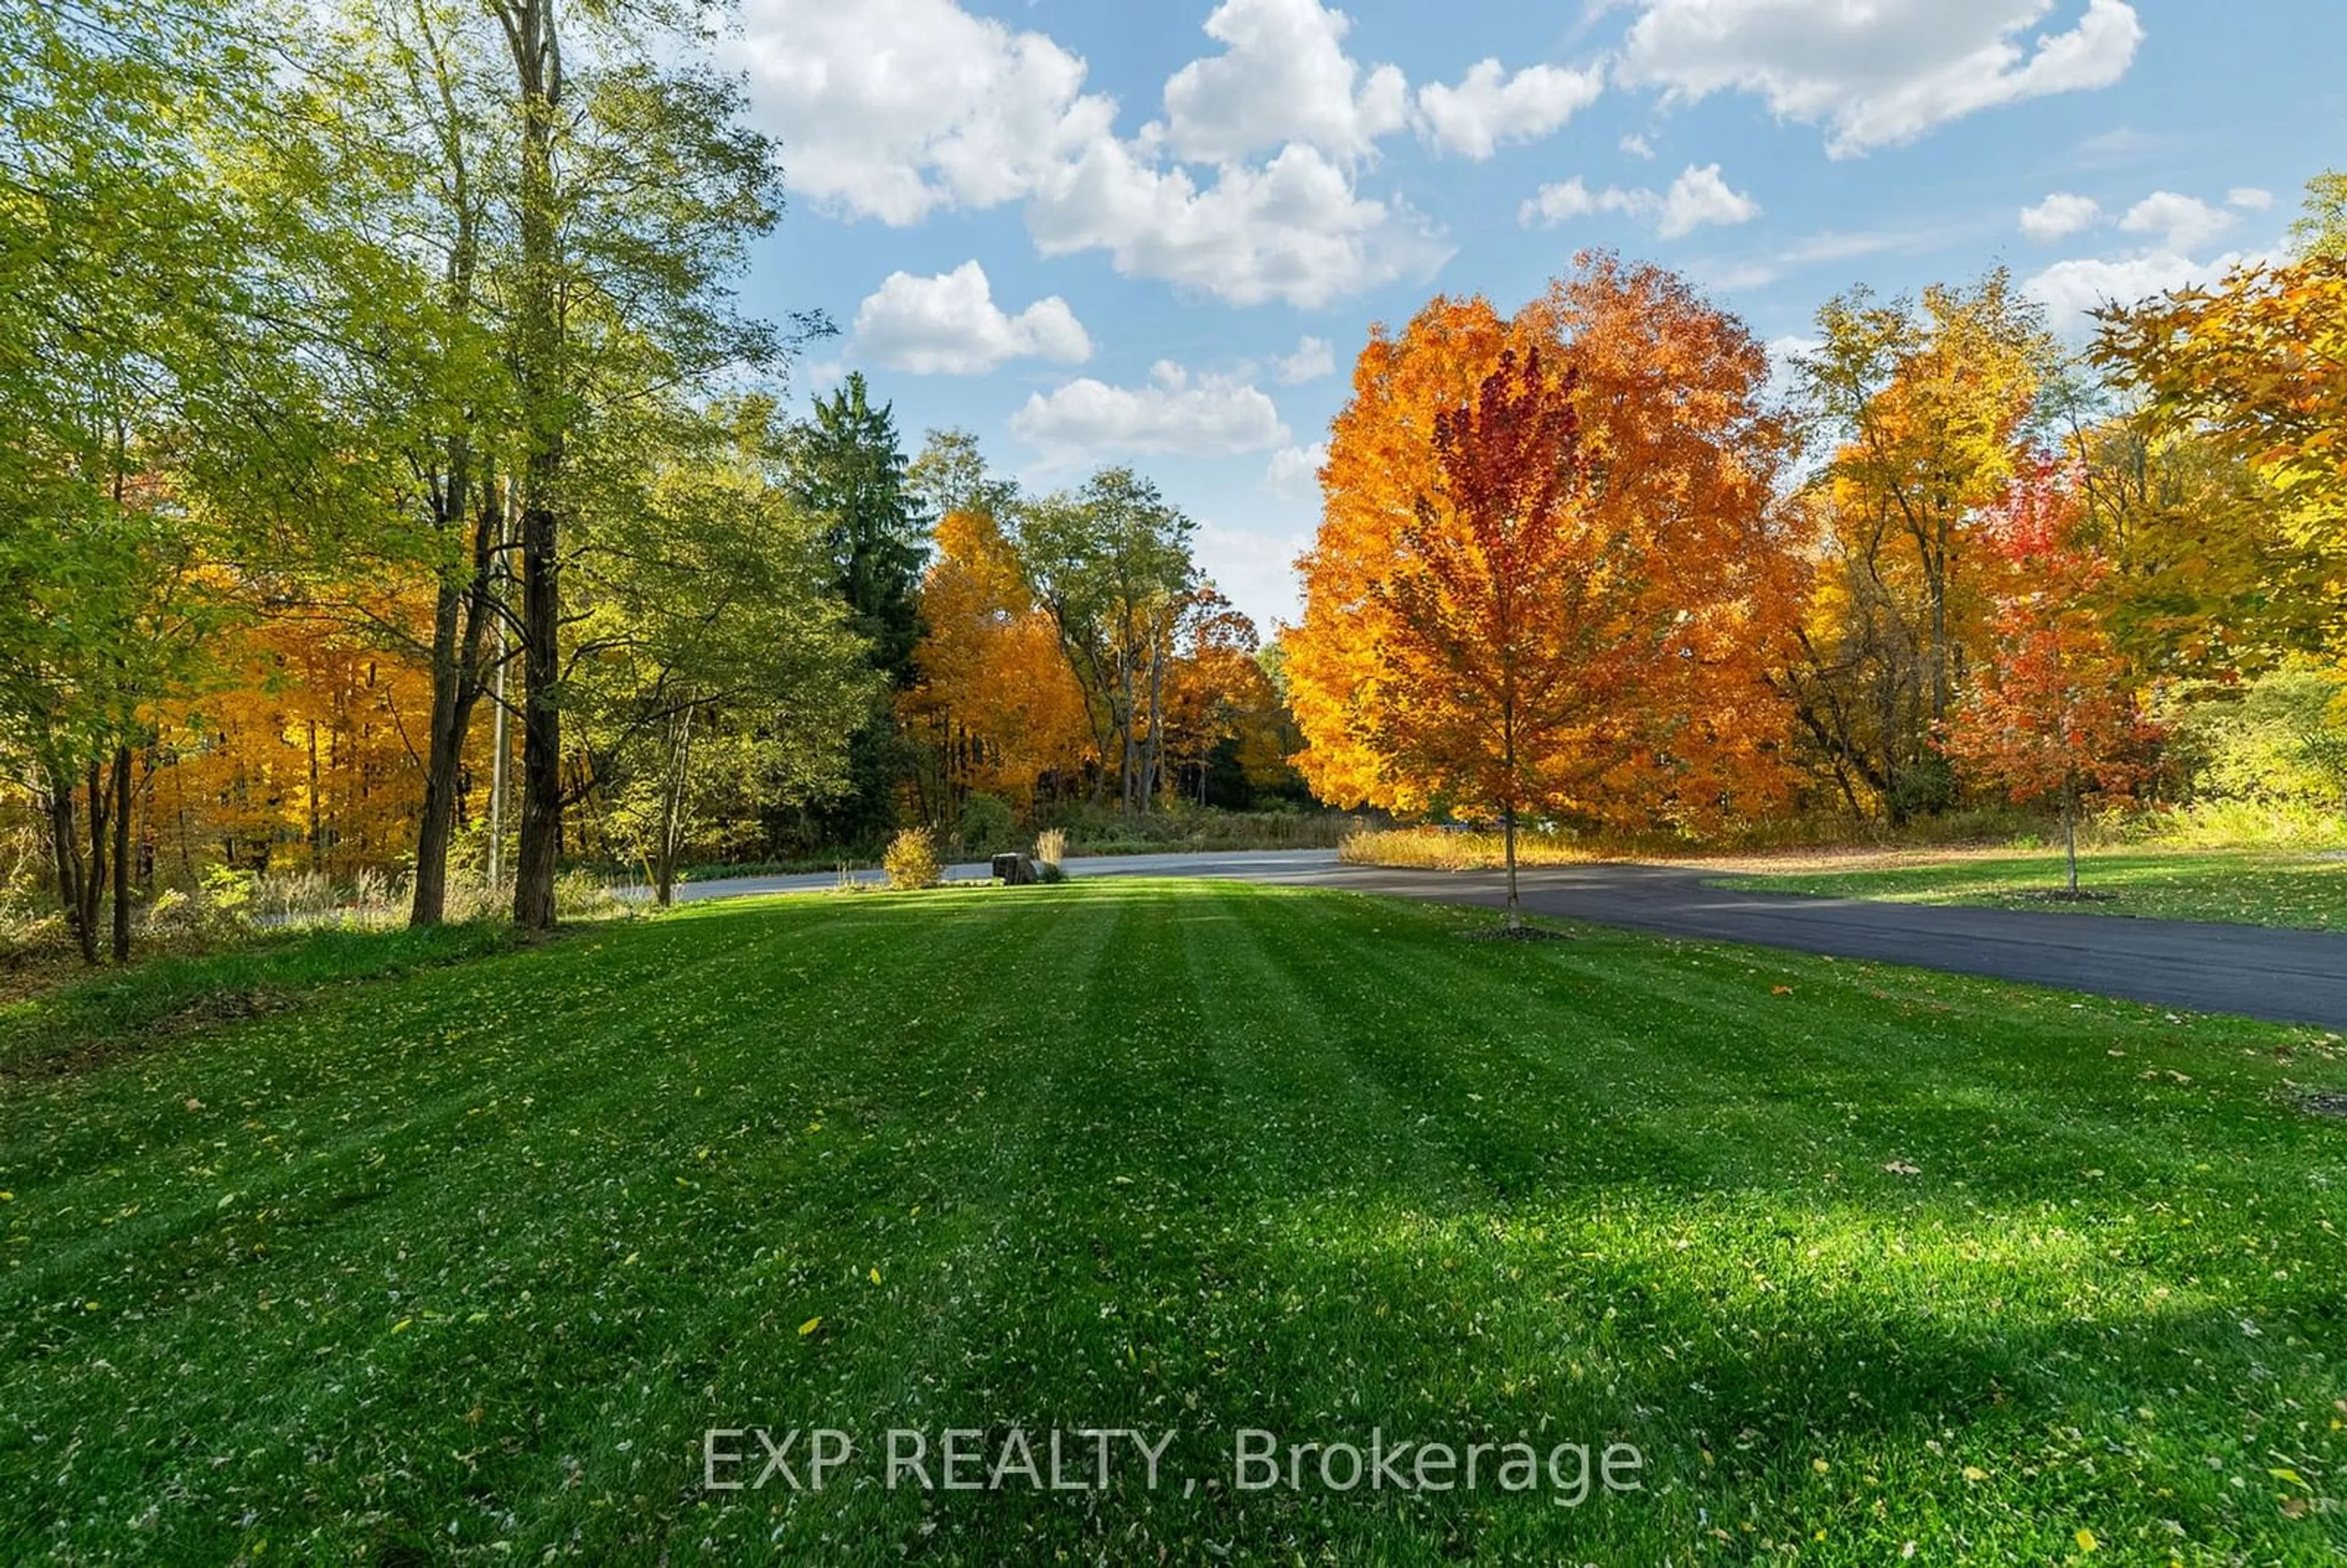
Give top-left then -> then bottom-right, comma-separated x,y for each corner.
1365,346 -> 1608,926
1941,464 -> 2162,895
1291,259 -> 1809,900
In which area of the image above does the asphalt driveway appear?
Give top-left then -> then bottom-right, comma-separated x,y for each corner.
667,849 -> 2347,1031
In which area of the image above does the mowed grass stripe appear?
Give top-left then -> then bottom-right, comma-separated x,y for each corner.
0,882 -> 2340,1563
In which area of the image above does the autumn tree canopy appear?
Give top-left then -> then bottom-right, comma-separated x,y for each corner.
1289,257 -> 1809,840
1777,271 -> 2057,820
900,504 -> 1094,818
2096,254 -> 2347,566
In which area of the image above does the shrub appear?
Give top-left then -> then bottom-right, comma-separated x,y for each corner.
884,827 -> 943,890
1035,860 -> 1068,884
957,793 -> 1018,857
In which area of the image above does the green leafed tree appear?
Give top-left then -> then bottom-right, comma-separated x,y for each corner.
1014,469 -> 1196,815
568,399 -> 874,904
0,0 -> 279,961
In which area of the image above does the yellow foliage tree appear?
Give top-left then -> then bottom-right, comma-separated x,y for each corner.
901,507 -> 1094,815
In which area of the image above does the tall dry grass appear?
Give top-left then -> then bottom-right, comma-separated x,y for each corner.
1339,827 -> 1604,872
1034,827 -> 1067,869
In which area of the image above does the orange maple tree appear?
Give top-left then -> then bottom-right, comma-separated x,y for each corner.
1156,587 -> 1266,804
900,507 -> 1093,814
1290,257 -> 1809,860
1941,464 -> 2163,893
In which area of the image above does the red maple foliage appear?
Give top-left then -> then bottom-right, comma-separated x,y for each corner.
1366,346 -> 1614,925
1941,461 -> 2163,892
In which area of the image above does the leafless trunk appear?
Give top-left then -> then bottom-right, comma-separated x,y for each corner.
1502,803 -> 1521,931
2063,778 -> 2079,896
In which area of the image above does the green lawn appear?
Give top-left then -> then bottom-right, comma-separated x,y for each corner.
1717,848 -> 2347,931
3,883 -> 2343,1564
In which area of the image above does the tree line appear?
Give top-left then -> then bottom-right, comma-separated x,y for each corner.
1,0 -> 1298,964
9,0 -> 2337,958
1290,200 -> 2345,918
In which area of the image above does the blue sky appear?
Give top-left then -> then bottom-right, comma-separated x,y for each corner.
728,0 -> 2345,630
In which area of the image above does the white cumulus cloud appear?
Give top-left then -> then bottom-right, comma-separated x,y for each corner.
740,0 -> 1453,308
2019,191 -> 2102,243
1414,59 -> 1606,160
1010,361 -> 1291,459
1155,0 -> 1408,165
1026,138 -> 1450,309
2227,186 -> 2275,211
853,262 -> 1092,375
1274,337 -> 1338,385
1518,164 -> 1757,238
2024,249 -> 2264,330
1196,521 -> 1310,631
1620,132 -> 1656,159
1619,0 -> 2144,158
2118,191 -> 2236,252
737,0 -> 1115,224
1659,164 -> 1761,237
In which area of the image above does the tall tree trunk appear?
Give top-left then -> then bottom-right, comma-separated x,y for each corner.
512,491 -> 562,930
410,485 -> 497,927
45,772 -> 95,965
408,19 -> 491,928
654,705 -> 694,907
1117,650 -> 1139,818
79,758 -> 110,965
411,585 -> 468,925
1928,519 -> 1952,726
505,0 -> 566,932
1141,636 -> 1166,814
109,746 -> 131,962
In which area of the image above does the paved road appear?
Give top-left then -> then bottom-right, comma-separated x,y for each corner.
669,849 -> 2347,1030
